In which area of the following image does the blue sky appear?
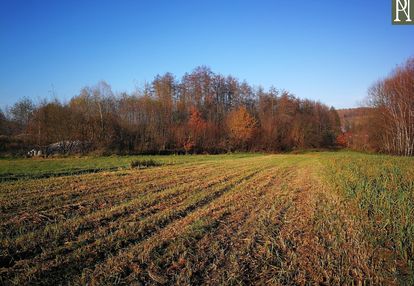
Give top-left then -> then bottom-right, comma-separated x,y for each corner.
0,0 -> 413,109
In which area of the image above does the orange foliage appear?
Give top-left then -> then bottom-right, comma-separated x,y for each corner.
188,107 -> 207,133
227,106 -> 257,146
185,106 -> 207,152
336,133 -> 348,147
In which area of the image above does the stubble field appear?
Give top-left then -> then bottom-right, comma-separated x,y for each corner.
0,152 -> 413,285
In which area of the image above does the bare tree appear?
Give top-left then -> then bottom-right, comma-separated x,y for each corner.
368,58 -> 414,156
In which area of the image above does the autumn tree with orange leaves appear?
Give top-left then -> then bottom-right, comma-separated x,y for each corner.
227,106 -> 257,150
185,106 -> 207,153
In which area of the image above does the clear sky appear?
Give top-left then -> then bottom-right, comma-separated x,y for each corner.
1,0 -> 413,109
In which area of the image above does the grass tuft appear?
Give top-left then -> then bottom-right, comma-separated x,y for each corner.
130,159 -> 161,169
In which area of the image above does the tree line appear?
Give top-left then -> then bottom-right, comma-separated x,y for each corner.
0,66 -> 342,155
341,57 -> 414,157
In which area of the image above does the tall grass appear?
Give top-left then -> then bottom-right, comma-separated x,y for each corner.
322,152 -> 414,282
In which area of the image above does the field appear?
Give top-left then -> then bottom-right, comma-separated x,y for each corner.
1,152 -> 413,285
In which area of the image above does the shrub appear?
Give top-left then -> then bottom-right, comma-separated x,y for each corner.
130,159 -> 161,169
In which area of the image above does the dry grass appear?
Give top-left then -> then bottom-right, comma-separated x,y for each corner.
0,152 -> 413,285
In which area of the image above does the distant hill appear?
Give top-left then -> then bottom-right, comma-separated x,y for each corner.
336,107 -> 372,132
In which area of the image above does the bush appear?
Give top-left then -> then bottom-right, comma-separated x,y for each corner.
130,159 -> 161,169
